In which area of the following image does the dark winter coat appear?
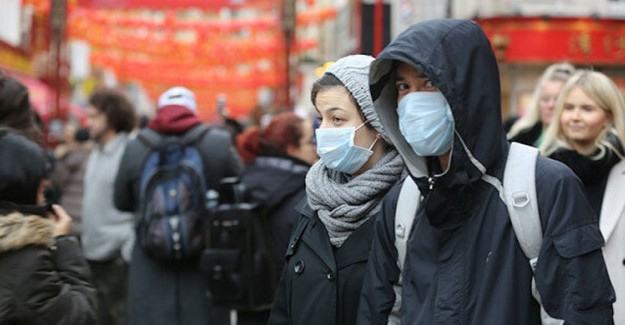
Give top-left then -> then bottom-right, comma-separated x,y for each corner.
508,121 -> 543,147
0,212 -> 97,324
114,112 -> 244,325
241,155 -> 310,279
359,19 -> 615,324
268,201 -> 375,325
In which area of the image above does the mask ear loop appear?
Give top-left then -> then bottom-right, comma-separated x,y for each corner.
367,133 -> 381,150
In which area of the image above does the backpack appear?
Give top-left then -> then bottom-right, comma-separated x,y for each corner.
200,177 -> 277,311
137,125 -> 210,261
391,142 -> 563,325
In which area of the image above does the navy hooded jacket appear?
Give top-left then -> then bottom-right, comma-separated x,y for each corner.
358,19 -> 615,325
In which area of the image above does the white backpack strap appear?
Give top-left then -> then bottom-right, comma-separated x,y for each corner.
503,142 -> 542,270
390,177 -> 421,325
504,143 -> 563,325
395,177 -> 420,271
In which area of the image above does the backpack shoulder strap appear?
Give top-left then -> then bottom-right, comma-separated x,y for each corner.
395,177 -> 421,271
504,142 -> 542,270
138,128 -> 163,149
181,124 -> 210,146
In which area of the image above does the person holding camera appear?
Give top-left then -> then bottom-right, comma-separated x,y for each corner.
0,128 -> 97,324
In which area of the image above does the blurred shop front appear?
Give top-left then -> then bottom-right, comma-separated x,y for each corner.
475,16 -> 625,120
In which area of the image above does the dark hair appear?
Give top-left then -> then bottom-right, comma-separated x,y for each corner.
88,88 -> 136,133
236,112 -> 305,164
0,129 -> 47,205
0,72 -> 44,145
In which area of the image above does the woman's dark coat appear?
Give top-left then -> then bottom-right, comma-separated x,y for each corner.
0,213 -> 97,324
359,19 -> 615,325
268,202 -> 375,325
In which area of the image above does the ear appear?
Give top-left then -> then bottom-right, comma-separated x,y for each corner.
286,143 -> 299,157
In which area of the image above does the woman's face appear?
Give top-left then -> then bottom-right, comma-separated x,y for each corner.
539,80 -> 565,127
314,86 -> 378,150
560,86 -> 612,154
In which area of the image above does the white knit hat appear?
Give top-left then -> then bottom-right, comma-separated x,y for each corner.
157,86 -> 197,112
324,55 -> 389,142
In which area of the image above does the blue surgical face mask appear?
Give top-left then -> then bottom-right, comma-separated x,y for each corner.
398,92 -> 454,157
315,122 -> 379,174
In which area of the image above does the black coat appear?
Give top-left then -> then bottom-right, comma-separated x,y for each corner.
268,202 -> 375,325
360,19 -> 615,324
114,124 -> 243,325
508,122 -> 543,147
0,213 -> 97,324
241,155 -> 309,277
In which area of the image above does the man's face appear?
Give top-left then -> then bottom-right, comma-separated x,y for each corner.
86,105 -> 109,144
395,62 -> 439,104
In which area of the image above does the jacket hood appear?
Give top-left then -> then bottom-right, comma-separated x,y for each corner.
243,156 -> 309,210
370,19 -> 508,185
148,105 -> 202,135
0,212 -> 54,251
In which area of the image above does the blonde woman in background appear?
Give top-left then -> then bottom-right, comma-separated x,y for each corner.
507,62 -> 575,146
540,70 -> 625,324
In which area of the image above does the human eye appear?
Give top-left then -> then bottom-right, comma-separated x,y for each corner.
424,79 -> 436,89
563,103 -> 574,111
395,82 -> 409,92
581,105 -> 596,112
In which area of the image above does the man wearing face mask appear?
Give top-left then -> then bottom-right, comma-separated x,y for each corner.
358,19 -> 615,324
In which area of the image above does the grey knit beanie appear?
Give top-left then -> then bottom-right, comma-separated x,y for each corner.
324,55 -> 390,143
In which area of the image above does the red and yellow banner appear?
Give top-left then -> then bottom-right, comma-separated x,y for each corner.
477,17 -> 625,65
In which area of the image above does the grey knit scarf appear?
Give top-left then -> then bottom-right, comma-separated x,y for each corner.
306,149 -> 406,247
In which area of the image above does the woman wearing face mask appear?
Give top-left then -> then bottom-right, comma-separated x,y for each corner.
267,55 -> 405,325
540,70 -> 625,324
507,62 -> 575,147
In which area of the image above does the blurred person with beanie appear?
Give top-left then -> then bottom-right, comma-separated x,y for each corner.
0,128 -> 96,324
114,86 -> 243,325
82,88 -> 137,325
268,55 -> 406,324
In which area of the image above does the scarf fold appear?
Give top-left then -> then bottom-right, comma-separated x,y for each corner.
306,149 -> 405,247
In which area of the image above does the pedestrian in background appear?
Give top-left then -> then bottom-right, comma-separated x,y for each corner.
358,19 -> 614,324
82,88 -> 136,325
507,62 -> 575,146
235,111 -> 317,324
268,54 -> 406,325
541,70 -> 625,324
0,72 -> 45,146
0,128 -> 96,324
51,124 -> 92,236
115,86 -> 243,325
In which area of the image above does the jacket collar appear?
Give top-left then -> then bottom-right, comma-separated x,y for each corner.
599,160 -> 625,241
0,212 -> 54,252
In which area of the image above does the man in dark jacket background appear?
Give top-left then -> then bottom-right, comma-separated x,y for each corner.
358,19 -> 615,324
114,86 -> 243,325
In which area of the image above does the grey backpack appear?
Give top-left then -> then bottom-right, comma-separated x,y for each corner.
391,142 -> 563,325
